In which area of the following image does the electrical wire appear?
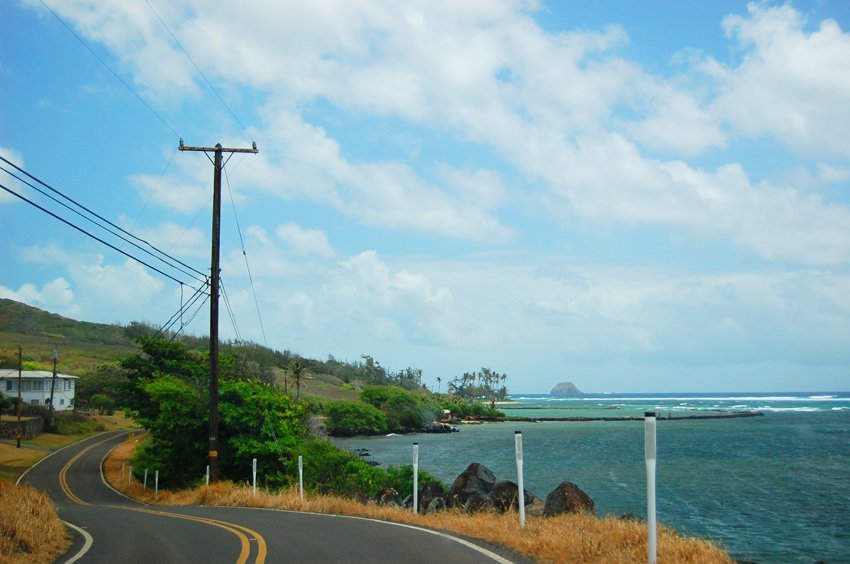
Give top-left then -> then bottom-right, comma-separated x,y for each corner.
1,181 -> 202,289
223,166 -> 269,347
39,0 -> 181,139
0,156 -> 206,284
143,0 -> 252,139
156,283 -> 210,338
0,164 -> 204,286
220,280 -> 243,343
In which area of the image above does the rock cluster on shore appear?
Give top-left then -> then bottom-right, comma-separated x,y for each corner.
371,462 -> 595,518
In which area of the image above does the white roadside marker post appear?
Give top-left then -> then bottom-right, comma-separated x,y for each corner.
515,431 -> 526,528
645,411 -> 657,564
128,465 -> 133,486
205,465 -> 210,486
155,470 -> 159,498
413,443 -> 419,514
143,468 -> 148,490
298,455 -> 304,501
252,458 -> 257,495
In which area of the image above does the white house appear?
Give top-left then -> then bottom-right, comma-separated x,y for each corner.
0,370 -> 78,410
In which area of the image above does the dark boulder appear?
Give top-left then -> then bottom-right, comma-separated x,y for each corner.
448,463 -> 497,508
425,496 -> 446,514
463,492 -> 494,513
526,499 -> 546,517
617,513 -> 644,523
543,481 -> 595,516
373,487 -> 403,507
490,480 -> 539,513
417,481 -> 448,514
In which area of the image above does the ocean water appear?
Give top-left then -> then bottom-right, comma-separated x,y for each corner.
332,392 -> 850,563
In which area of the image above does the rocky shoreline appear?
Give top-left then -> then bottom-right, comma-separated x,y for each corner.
370,461 -> 596,519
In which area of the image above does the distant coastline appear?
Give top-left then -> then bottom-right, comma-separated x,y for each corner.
505,410 -> 764,422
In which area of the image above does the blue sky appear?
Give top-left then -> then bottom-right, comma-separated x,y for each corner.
2,1 -> 850,393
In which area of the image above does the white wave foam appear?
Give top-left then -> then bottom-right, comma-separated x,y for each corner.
756,406 -> 823,412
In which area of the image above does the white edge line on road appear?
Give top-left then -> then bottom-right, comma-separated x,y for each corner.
203,505 -> 516,564
99,434 -> 147,505
61,520 -> 93,564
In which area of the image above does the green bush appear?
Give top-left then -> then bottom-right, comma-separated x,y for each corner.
324,401 -> 387,436
360,385 -> 435,432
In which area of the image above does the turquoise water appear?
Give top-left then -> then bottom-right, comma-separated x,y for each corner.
333,392 -> 850,562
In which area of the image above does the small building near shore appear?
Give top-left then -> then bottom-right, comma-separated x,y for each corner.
0,370 -> 78,410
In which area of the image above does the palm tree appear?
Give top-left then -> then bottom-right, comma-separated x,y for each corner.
290,360 -> 306,402
436,376 -> 442,394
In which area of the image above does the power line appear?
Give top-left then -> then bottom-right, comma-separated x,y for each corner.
0,155 -> 206,283
143,0 -> 251,138
39,0 -> 181,139
0,164 -> 205,286
220,280 -> 242,343
156,283 -> 210,339
224,167 -> 268,347
0,181 -> 199,289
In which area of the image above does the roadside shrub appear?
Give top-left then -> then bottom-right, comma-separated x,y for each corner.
324,401 -> 387,436
55,412 -> 105,435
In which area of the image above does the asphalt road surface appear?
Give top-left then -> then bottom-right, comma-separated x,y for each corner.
20,431 -> 529,563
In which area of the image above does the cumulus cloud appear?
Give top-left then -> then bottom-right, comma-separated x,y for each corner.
0,278 -> 76,314
711,3 -> 850,159
37,1 -> 850,265
275,222 -> 335,258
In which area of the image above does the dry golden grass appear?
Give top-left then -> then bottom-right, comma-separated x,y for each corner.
0,481 -> 70,564
0,414 -> 138,482
105,436 -> 732,563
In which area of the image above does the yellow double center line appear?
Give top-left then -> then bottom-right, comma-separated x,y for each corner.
59,432 -> 267,563
105,505 -> 268,564
59,433 -> 119,505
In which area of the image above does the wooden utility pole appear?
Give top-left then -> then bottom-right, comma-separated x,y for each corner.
17,345 -> 22,448
179,139 -> 258,482
49,346 -> 58,428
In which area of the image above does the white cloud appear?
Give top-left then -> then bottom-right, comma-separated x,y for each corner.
130,221 -> 207,260
41,1 -> 850,266
712,3 -> 850,159
0,278 -> 77,315
275,222 -> 335,258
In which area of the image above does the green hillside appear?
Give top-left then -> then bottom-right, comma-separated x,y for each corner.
0,298 -> 359,402
0,298 -> 138,372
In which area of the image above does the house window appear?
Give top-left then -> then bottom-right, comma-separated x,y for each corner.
32,380 -> 44,391
4,381 -> 12,392
60,399 -> 65,405
31,399 -> 40,405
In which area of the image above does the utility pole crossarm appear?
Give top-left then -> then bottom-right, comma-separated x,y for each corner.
178,140 -> 258,154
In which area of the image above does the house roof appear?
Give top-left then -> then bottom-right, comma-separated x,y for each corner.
0,369 -> 79,380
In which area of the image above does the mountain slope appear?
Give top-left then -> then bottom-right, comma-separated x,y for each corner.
0,299 -> 137,371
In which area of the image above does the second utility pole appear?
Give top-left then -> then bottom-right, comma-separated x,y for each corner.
179,139 -> 258,482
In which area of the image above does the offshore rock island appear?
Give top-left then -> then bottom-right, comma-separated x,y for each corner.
550,381 -> 582,395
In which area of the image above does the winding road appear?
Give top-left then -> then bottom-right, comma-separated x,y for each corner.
19,431 -> 527,563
